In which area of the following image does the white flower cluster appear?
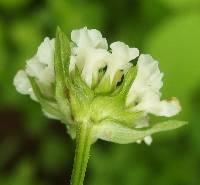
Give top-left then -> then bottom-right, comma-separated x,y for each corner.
14,38 -> 55,100
14,27 -> 181,145
69,27 -> 139,87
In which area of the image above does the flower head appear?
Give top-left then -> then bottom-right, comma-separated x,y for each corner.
13,27 -> 186,144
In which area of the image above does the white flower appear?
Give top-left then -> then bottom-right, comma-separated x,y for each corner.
126,54 -> 181,117
13,70 -> 37,100
14,37 -> 55,99
71,27 -> 108,50
105,41 -> 139,83
69,29 -> 139,87
37,37 -> 55,66
69,27 -> 109,87
125,54 -> 181,145
81,48 -> 109,86
26,37 -> 55,86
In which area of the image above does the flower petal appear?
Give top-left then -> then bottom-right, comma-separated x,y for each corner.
36,37 -> 55,66
70,27 -> 109,87
71,27 -> 108,49
153,98 -> 181,117
144,135 -> 153,145
127,54 -> 181,117
106,41 -> 139,82
26,56 -> 45,78
81,48 -> 108,87
13,70 -> 31,95
13,70 -> 37,100
25,38 -> 55,87
110,41 -> 139,61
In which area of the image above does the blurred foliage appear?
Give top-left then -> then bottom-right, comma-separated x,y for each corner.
0,0 -> 200,185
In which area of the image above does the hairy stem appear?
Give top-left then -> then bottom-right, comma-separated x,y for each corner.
70,122 -> 94,185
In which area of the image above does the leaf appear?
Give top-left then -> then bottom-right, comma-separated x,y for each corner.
68,67 -> 94,119
55,26 -> 71,80
96,120 -> 187,144
70,67 -> 94,102
54,27 -> 72,123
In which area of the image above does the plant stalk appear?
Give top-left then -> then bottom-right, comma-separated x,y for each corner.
70,122 -> 93,185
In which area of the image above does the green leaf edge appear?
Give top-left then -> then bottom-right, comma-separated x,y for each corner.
96,120 -> 188,144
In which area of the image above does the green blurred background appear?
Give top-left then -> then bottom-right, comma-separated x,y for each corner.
0,0 -> 200,185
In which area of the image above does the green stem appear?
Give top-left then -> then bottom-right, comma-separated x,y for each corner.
70,122 -> 94,185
